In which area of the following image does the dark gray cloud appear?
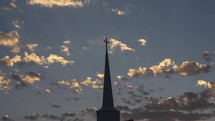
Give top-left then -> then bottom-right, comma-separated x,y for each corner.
121,108 -> 215,121
202,51 -> 212,61
23,112 -> 77,121
116,82 -> 215,121
1,115 -> 14,121
145,92 -> 215,111
48,103 -> 62,108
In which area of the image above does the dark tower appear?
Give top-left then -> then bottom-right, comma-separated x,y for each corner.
96,38 -> 120,121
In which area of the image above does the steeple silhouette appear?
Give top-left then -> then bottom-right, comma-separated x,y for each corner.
96,37 -> 120,121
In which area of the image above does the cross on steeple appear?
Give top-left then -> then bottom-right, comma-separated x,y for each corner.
104,37 -> 109,51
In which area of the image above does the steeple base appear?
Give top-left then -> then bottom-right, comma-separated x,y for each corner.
96,109 -> 120,121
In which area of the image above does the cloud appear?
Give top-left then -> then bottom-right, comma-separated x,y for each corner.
56,79 -> 83,94
47,54 -> 74,66
23,52 -> 46,65
197,80 -> 212,88
0,55 -> 21,67
110,38 -> 134,52
199,81 -> 215,99
127,58 -> 212,78
111,8 -> 125,15
27,0 -> 85,7
23,112 -> 78,121
120,107 -> 215,121
61,45 -> 70,56
0,52 -> 73,67
0,31 -> 21,54
202,51 -> 211,61
138,38 -> 147,46
173,61 -> 211,76
96,73 -> 104,79
127,58 -> 174,78
24,113 -> 39,120
63,40 -> 71,44
12,19 -> 21,29
1,115 -> 14,121
10,0 -> 17,9
10,71 -> 43,87
144,91 -> 215,111
49,103 -> 62,108
116,75 -> 129,81
117,89 -> 215,120
45,88 -> 53,93
0,72 -> 12,91
81,77 -> 103,89
26,44 -> 38,52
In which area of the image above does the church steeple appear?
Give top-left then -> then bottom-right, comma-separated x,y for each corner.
101,37 -> 114,109
96,37 -> 120,121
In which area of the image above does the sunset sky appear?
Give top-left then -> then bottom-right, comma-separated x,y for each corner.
1,0 -> 215,121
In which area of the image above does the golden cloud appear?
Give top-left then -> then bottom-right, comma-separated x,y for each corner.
0,55 -> 21,67
57,79 -> 83,94
173,61 -> 210,76
81,77 -> 103,89
0,31 -> 21,54
96,73 -> 104,79
127,59 -> 211,78
23,52 -> 46,65
197,80 -> 212,89
27,0 -> 85,7
111,8 -> 125,15
0,74 -> 12,91
138,38 -> 147,46
110,38 -> 134,52
61,45 -> 70,56
47,54 -> 74,65
26,44 -> 38,52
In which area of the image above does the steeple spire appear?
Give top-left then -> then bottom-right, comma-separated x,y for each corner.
96,37 -> 120,121
101,37 -> 114,109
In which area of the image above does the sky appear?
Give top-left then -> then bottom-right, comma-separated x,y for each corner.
0,0 -> 215,121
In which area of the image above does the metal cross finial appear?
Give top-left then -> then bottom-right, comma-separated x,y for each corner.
104,37 -> 109,44
104,37 -> 109,50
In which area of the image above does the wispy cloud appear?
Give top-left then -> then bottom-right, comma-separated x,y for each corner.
27,0 -> 86,7
12,19 -> 21,29
26,44 -> 38,52
110,38 -> 134,53
10,71 -> 43,85
138,38 -> 147,46
81,77 -> 103,89
0,31 -> 21,54
111,8 -> 125,15
0,72 -> 12,91
56,79 -> 83,94
116,75 -> 129,81
61,45 -> 70,56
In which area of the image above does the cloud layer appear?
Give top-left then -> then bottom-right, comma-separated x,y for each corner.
27,0 -> 86,7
